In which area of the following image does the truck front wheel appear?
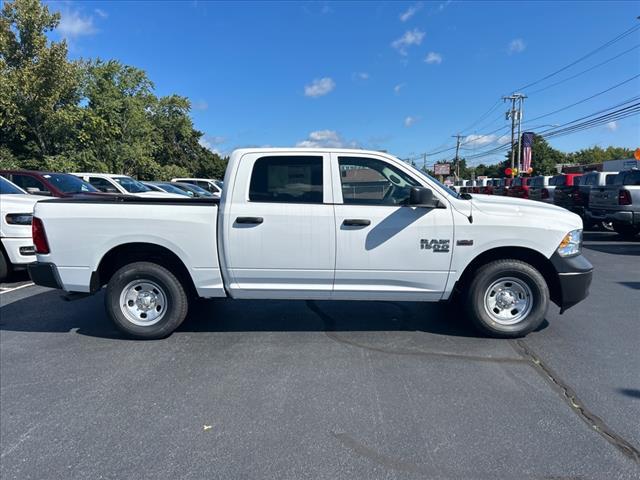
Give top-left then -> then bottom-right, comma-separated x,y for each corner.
465,259 -> 549,338
105,261 -> 189,339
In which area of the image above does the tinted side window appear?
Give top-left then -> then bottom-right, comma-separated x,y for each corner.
11,175 -> 50,194
338,156 -> 419,206
623,171 -> 640,186
249,156 -> 323,203
605,174 -> 617,185
89,177 -> 118,192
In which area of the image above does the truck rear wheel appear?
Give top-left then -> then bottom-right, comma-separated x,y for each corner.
105,261 -> 188,339
465,259 -> 549,338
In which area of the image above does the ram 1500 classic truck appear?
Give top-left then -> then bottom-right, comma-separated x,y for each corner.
27,148 -> 593,339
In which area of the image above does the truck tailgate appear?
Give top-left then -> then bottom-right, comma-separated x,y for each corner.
589,186 -> 619,209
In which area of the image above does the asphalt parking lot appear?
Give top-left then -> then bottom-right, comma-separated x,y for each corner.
1,231 -> 639,479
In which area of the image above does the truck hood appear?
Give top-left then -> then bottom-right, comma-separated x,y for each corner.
454,193 -> 582,231
0,193 -> 41,212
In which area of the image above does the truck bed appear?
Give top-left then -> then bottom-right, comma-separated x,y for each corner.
33,196 -> 226,297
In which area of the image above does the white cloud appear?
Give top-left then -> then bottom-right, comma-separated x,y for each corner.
199,138 -> 220,154
606,121 -> 618,131
192,100 -> 208,111
94,8 -> 108,18
497,135 -> 511,145
508,38 -> 526,54
391,29 -> 425,56
296,130 -> 357,148
353,72 -> 369,81
58,10 -> 97,38
399,2 -> 423,22
424,51 -> 443,64
304,77 -> 336,97
404,116 -> 420,127
464,134 -> 498,147
199,135 -> 226,153
394,83 -> 406,94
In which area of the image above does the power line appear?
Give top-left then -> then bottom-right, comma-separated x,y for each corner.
417,22 -> 640,159
523,73 -> 640,125
461,98 -> 640,161
514,23 -> 640,93
527,43 -> 640,95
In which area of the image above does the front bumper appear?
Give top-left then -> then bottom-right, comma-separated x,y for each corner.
1,237 -> 36,265
27,262 -> 63,289
550,253 -> 593,313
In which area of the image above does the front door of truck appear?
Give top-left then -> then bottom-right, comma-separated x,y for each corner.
224,153 -> 336,299
331,154 -> 454,301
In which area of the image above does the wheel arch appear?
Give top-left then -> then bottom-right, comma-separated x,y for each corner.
96,242 -> 197,297
454,246 -> 561,307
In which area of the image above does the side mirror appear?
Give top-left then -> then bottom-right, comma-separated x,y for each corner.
409,187 -> 438,208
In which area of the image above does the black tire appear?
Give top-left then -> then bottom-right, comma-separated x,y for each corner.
105,261 -> 188,339
465,259 -> 549,338
0,249 -> 9,282
613,223 -> 640,240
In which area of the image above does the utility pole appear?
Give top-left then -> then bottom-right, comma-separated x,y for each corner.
516,95 -> 526,173
422,152 -> 427,173
452,134 -> 463,180
503,93 -> 526,177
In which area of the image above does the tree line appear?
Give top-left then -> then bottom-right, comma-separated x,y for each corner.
1,0 -> 227,180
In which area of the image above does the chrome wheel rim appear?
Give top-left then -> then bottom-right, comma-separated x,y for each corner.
483,277 -> 533,325
119,280 -> 167,326
601,221 -> 614,232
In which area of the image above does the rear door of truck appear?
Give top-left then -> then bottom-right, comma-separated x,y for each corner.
222,152 -> 335,299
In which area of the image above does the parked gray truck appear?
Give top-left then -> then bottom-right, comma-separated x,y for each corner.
587,170 -> 640,239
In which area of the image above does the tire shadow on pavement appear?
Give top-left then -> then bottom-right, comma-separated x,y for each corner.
0,288 -> 549,340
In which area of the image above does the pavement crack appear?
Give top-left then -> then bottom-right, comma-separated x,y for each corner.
511,339 -> 640,464
306,300 -> 525,364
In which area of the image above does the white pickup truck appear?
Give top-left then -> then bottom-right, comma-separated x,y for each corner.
28,148 -> 593,339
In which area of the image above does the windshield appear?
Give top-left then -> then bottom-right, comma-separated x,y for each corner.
180,183 -> 212,196
157,183 -> 191,196
0,176 -> 25,194
530,177 -> 544,187
615,171 -> 640,186
43,173 -> 98,193
114,176 -> 151,193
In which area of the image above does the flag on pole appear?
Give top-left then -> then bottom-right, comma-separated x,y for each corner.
521,132 -> 534,172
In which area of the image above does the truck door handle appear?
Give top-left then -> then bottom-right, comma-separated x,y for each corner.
235,216 -> 263,224
343,219 -> 371,227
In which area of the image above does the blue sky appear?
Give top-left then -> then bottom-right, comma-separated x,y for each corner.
49,0 -> 639,165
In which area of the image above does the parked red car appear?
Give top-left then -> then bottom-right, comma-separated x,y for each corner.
0,170 -> 102,198
507,177 -> 532,199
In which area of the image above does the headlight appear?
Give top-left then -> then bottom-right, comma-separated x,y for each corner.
5,213 -> 33,225
557,229 -> 582,257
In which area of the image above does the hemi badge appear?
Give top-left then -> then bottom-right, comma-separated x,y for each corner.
456,240 -> 474,246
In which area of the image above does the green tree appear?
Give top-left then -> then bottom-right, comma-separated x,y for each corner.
0,0 -> 81,163
80,59 -> 157,176
566,146 -> 634,165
